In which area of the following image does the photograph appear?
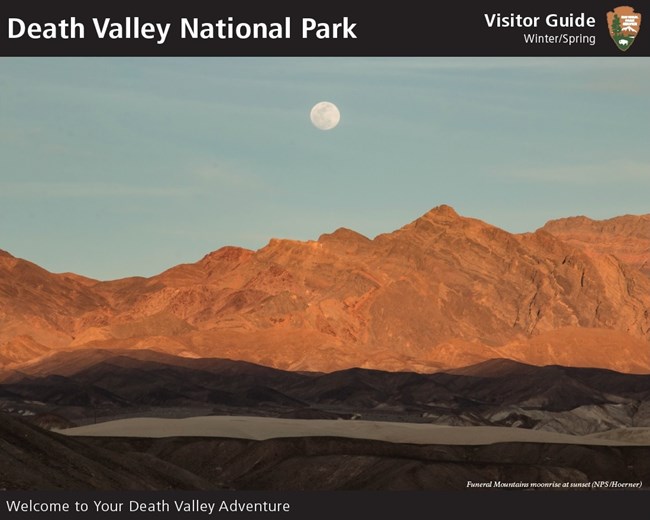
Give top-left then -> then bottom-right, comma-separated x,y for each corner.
1,54 -> 649,499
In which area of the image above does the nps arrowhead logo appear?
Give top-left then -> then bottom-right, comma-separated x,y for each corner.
607,6 -> 642,51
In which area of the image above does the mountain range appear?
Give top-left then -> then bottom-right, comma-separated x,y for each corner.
3,349 -> 650,436
1,205 -> 650,374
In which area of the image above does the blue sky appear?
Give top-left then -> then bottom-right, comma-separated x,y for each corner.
1,57 -> 649,280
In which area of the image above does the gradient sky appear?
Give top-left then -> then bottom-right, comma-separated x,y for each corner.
1,57 -> 649,280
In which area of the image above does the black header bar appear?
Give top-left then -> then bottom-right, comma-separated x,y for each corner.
0,0 -> 647,56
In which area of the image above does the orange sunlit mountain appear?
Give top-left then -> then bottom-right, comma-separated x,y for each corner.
542,213 -> 650,278
2,205 -> 650,374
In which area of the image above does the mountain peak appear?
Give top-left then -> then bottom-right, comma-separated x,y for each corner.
201,246 -> 253,263
543,213 -> 650,235
423,204 -> 459,219
0,250 -> 19,270
318,227 -> 370,244
544,215 -> 593,226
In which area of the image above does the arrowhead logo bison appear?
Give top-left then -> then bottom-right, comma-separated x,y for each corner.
607,6 -> 642,51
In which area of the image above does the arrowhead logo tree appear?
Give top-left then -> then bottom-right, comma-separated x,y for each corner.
607,6 -> 642,51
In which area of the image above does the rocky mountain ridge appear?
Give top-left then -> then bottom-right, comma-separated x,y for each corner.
2,206 -> 649,373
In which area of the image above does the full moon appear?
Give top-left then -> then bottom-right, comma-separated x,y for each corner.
310,101 -> 341,130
